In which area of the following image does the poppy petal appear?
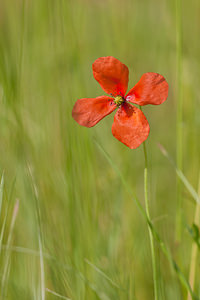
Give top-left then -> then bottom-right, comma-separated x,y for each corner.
72,96 -> 116,128
92,56 -> 129,97
126,72 -> 168,106
112,103 -> 150,149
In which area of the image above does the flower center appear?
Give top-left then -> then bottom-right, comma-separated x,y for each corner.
114,95 -> 125,106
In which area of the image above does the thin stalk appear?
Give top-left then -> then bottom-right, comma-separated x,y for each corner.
95,140 -> 199,300
175,0 -> 183,241
187,174 -> 200,300
143,142 -> 158,300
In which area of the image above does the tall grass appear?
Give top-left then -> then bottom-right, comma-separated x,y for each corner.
0,0 -> 200,299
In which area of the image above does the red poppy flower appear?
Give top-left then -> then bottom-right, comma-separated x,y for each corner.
72,56 -> 168,149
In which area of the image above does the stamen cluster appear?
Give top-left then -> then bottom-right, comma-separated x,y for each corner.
114,95 -> 125,107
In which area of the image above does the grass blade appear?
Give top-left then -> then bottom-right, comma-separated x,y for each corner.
187,173 -> 200,300
158,144 -> 200,205
27,164 -> 45,300
0,172 -> 4,218
46,288 -> 71,300
85,259 -> 121,290
1,199 -> 19,299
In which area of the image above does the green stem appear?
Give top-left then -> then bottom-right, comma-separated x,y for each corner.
143,142 -> 158,300
175,0 -> 183,241
95,140 -> 198,300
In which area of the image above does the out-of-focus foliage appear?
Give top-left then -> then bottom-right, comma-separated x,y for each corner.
0,0 -> 200,299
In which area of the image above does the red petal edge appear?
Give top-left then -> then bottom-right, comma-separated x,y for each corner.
72,96 -> 116,128
92,56 -> 129,97
112,103 -> 150,149
126,72 -> 168,106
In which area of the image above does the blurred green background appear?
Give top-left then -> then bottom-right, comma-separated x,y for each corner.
0,0 -> 200,299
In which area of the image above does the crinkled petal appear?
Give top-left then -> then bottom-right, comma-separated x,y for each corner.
92,56 -> 129,97
72,96 -> 116,128
126,72 -> 168,106
112,103 -> 150,149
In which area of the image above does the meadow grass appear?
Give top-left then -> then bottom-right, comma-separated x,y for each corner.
0,0 -> 200,299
